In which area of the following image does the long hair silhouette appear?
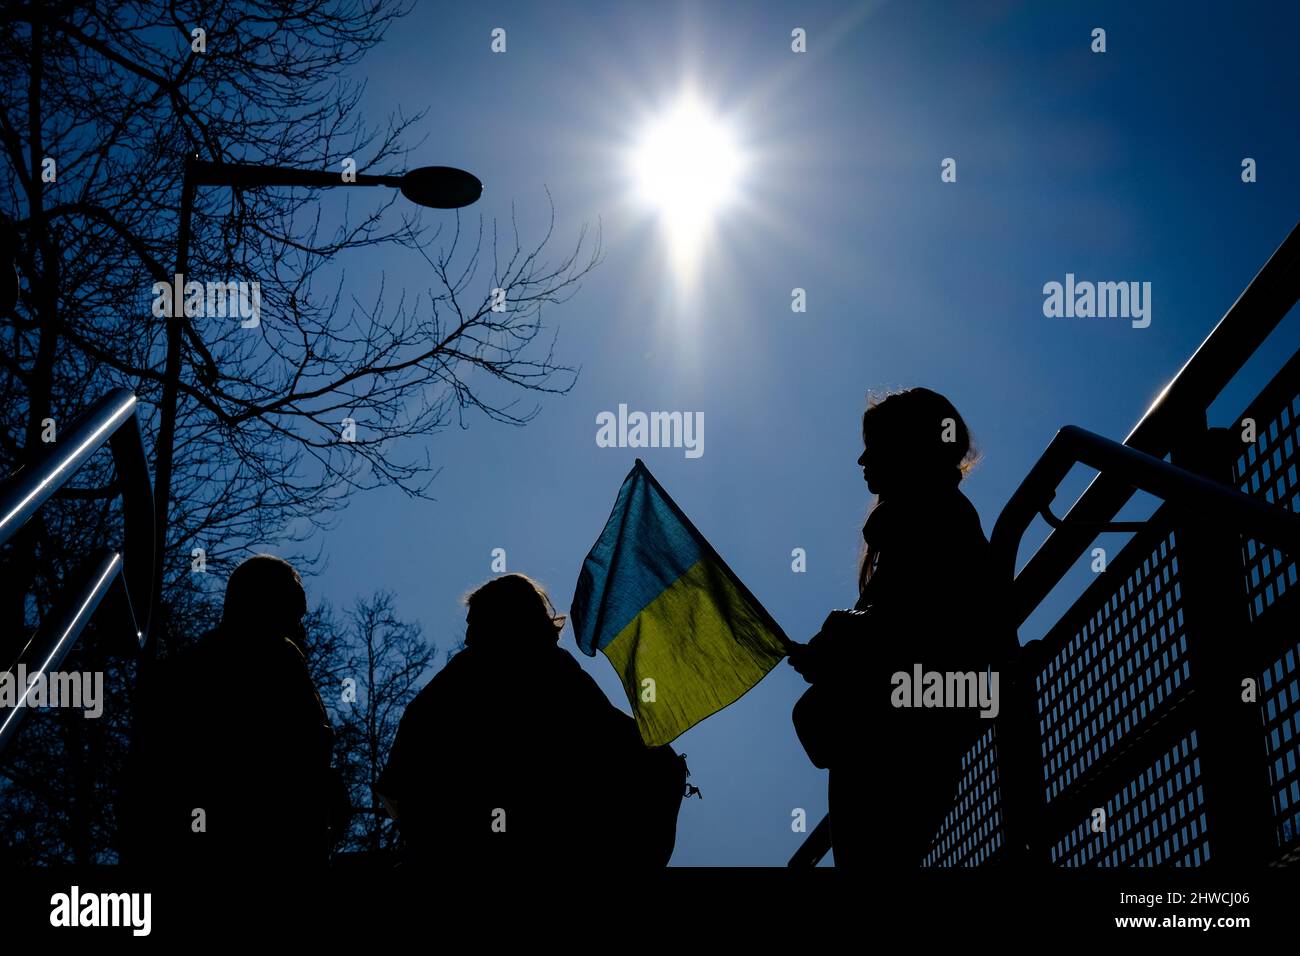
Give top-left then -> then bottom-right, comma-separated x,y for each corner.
857,387 -> 980,594
790,385 -> 1016,868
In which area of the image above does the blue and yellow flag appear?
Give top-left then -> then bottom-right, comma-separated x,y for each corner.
571,460 -> 790,746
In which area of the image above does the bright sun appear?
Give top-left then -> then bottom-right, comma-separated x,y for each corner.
629,93 -> 745,280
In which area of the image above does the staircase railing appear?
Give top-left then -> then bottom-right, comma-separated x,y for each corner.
0,389 -> 154,751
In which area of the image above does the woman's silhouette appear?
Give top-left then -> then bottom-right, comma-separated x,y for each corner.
789,387 -> 1016,867
376,573 -> 686,868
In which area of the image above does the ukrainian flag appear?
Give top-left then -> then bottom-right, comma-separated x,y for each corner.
571,460 -> 790,746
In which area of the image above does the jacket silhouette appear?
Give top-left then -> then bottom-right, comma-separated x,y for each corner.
790,388 -> 1017,867
121,555 -> 349,867
376,574 -> 685,868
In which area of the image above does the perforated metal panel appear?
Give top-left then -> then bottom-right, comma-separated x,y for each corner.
1049,730 -> 1209,866
1036,530 -> 1190,803
1236,391 -> 1300,620
1260,640 -> 1300,851
922,726 -> 1004,867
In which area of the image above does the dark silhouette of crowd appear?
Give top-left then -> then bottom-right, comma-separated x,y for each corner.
122,388 -> 1013,869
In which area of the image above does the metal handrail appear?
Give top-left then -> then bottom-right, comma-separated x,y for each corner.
998,221 -> 1300,627
990,425 -> 1300,594
0,389 -> 154,751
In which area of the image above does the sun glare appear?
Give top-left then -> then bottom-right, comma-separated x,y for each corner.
628,93 -> 746,281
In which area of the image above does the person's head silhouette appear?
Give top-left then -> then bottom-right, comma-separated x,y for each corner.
857,387 -> 977,498
221,554 -> 308,648
463,573 -> 565,649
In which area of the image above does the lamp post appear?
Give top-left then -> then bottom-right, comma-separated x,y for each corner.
151,157 -> 482,652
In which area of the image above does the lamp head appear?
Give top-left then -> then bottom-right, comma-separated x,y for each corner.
400,166 -> 483,209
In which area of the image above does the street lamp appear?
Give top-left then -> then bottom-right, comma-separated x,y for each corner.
187,159 -> 483,208
151,157 -> 482,650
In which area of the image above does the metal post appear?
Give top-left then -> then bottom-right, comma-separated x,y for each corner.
1170,422 -> 1276,865
997,639 -> 1048,864
149,157 -> 195,657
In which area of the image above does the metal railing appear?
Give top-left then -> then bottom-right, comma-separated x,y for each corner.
1001,222 -> 1300,628
985,223 -> 1300,869
0,388 -> 154,751
789,221 -> 1300,866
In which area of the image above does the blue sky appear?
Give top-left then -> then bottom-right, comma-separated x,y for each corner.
298,1 -> 1300,865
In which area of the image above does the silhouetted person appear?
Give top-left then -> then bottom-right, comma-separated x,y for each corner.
376,573 -> 686,868
789,388 -> 1017,867
122,555 -> 349,867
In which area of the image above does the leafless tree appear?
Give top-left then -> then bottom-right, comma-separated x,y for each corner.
305,591 -> 435,855
0,0 -> 598,861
